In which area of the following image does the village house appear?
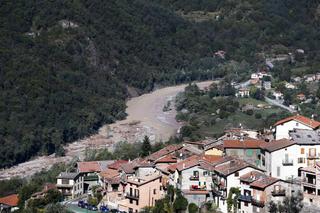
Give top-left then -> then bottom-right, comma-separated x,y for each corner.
211,158 -> 263,213
117,167 -> 164,213
223,139 -> 267,167
260,139 -> 299,180
77,160 -> 115,192
56,172 -> 84,199
299,162 -> 320,206
273,115 -> 320,140
262,81 -> 271,90
289,129 -> 320,167
31,183 -> 56,200
239,171 -> 291,213
285,82 -> 296,89
236,88 -> 250,98
296,93 -> 306,101
304,74 -> 316,82
0,194 -> 19,213
272,91 -> 283,100
168,155 -> 224,204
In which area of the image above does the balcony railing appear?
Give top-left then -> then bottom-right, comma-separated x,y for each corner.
125,193 -> 139,200
190,185 -> 206,191
271,189 -> 286,196
251,198 -> 265,207
189,176 -> 199,181
282,159 -> 293,166
238,195 -> 252,202
302,178 -> 316,186
84,175 -> 99,181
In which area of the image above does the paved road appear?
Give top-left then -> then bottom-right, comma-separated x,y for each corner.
265,97 -> 297,113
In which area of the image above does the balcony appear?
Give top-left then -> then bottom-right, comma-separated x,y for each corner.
251,198 -> 265,207
84,175 -> 99,181
302,178 -> 316,187
238,195 -> 252,202
272,189 -> 286,196
282,159 -> 293,166
190,185 -> 206,191
306,153 -> 319,159
189,176 -> 199,181
125,193 -> 139,200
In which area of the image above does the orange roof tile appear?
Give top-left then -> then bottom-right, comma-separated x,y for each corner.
0,194 -> 19,207
167,155 -> 199,172
100,169 -> 120,179
274,115 -> 320,129
223,139 -> 267,149
155,155 -> 177,163
108,160 -> 128,170
250,176 -> 279,189
77,161 -> 101,173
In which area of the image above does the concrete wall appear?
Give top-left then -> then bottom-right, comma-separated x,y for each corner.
275,120 -> 312,140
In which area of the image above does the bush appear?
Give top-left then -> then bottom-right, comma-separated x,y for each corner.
255,113 -> 262,119
188,203 -> 198,213
245,109 -> 254,116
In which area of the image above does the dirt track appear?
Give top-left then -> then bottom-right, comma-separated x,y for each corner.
0,81 -> 213,180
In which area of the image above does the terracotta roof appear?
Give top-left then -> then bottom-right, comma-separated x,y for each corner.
274,115 -> 320,129
119,158 -> 150,174
214,159 -> 261,176
261,139 -> 296,152
108,160 -> 128,170
100,169 -> 120,179
155,155 -> 177,163
167,155 -> 224,173
0,194 -> 19,207
223,139 -> 267,149
167,155 -> 199,172
240,171 -> 267,183
182,190 -> 210,195
77,161 -> 101,173
146,144 -> 183,161
250,176 -> 279,189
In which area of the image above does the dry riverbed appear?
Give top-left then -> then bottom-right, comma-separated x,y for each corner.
0,81 -> 213,180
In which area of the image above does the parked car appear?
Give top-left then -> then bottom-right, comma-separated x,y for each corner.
100,206 -> 109,213
78,200 -> 84,207
110,209 -> 119,213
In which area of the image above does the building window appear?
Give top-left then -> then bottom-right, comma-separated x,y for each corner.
298,158 -> 305,164
235,172 -> 239,177
136,200 -> 139,205
193,171 -> 199,177
62,179 -> 69,184
203,171 -> 208,176
129,208 -> 133,213
301,148 -> 305,154
130,199 -> 133,204
153,189 -> 156,194
277,166 -> 280,177
160,186 -> 162,191
296,122 -> 299,126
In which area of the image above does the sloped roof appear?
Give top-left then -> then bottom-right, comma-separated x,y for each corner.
274,115 -> 320,129
108,160 -> 128,170
146,144 -> 183,161
214,159 -> 262,176
240,171 -> 267,183
77,161 -> 101,173
260,139 -> 296,152
0,194 -> 19,207
57,172 -> 79,179
155,154 -> 177,163
167,155 -> 199,172
223,139 -> 267,149
100,169 -> 120,179
250,176 -> 279,189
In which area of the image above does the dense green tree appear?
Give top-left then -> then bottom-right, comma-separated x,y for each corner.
173,190 -> 188,212
141,136 -> 152,157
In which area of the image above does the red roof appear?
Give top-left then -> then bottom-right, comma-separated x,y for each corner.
167,155 -> 199,172
108,160 -> 128,170
155,155 -> 177,163
0,194 -> 19,207
223,139 -> 267,149
274,115 -> 320,129
77,161 -> 101,173
146,144 -> 183,161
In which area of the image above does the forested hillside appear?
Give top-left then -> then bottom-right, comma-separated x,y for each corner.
1,0 -> 320,168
